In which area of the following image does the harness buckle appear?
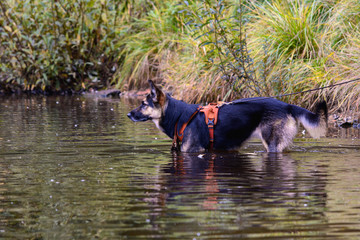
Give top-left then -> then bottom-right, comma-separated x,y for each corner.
208,119 -> 214,126
173,102 -> 222,151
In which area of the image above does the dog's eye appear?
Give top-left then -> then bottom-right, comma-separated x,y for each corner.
141,101 -> 148,108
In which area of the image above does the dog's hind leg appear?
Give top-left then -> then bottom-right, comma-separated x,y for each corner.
260,116 -> 298,152
279,116 -> 298,151
260,124 -> 280,152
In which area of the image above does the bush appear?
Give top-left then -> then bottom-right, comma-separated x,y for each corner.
0,0 -> 124,93
177,0 -> 262,99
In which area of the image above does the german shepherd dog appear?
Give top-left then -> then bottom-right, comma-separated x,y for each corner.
127,80 -> 327,152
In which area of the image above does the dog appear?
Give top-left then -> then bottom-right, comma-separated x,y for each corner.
127,80 -> 327,152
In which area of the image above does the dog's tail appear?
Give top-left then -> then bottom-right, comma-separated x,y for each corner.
291,101 -> 328,138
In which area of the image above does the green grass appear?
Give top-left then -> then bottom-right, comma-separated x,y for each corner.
112,1 -> 184,90
246,0 -> 360,112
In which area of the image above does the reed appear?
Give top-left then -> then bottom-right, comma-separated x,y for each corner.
246,0 -> 360,112
112,1 -> 184,91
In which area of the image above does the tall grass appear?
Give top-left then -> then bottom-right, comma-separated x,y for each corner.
112,2 -> 184,91
247,0 -> 360,111
250,0 -> 324,60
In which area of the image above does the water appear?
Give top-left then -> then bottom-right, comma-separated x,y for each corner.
0,96 -> 360,239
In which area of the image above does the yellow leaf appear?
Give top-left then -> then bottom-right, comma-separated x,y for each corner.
13,29 -> 19,36
81,82 -> 86,89
101,13 -> 108,23
84,15 -> 94,30
4,26 -> 12,32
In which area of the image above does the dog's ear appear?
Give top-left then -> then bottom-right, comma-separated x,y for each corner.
148,80 -> 166,106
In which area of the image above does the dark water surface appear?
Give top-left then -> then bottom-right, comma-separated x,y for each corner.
0,96 -> 360,239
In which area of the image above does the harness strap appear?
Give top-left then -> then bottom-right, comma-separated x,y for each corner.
172,102 -> 222,151
172,107 -> 201,150
200,103 -> 220,150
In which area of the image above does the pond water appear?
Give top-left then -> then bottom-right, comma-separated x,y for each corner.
0,96 -> 360,239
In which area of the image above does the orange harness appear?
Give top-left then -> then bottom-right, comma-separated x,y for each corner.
172,102 -> 222,151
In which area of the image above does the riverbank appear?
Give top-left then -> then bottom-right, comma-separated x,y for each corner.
1,0 -> 359,115
114,86 -> 360,133
2,82 -> 360,128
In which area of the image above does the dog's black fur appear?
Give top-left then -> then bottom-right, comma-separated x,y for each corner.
127,80 -> 327,152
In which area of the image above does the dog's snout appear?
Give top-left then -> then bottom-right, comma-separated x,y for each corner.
127,108 -> 151,122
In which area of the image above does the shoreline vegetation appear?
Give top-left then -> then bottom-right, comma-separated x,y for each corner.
1,0 -> 359,115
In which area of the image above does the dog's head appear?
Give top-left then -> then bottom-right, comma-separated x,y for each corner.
127,80 -> 167,122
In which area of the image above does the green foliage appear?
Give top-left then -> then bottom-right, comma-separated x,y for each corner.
178,0 -> 264,98
112,1 -> 184,90
0,0 -> 125,92
251,0 -> 324,60
247,0 -> 360,111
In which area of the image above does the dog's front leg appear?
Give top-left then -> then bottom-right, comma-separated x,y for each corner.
180,137 -> 206,153
171,139 -> 180,152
